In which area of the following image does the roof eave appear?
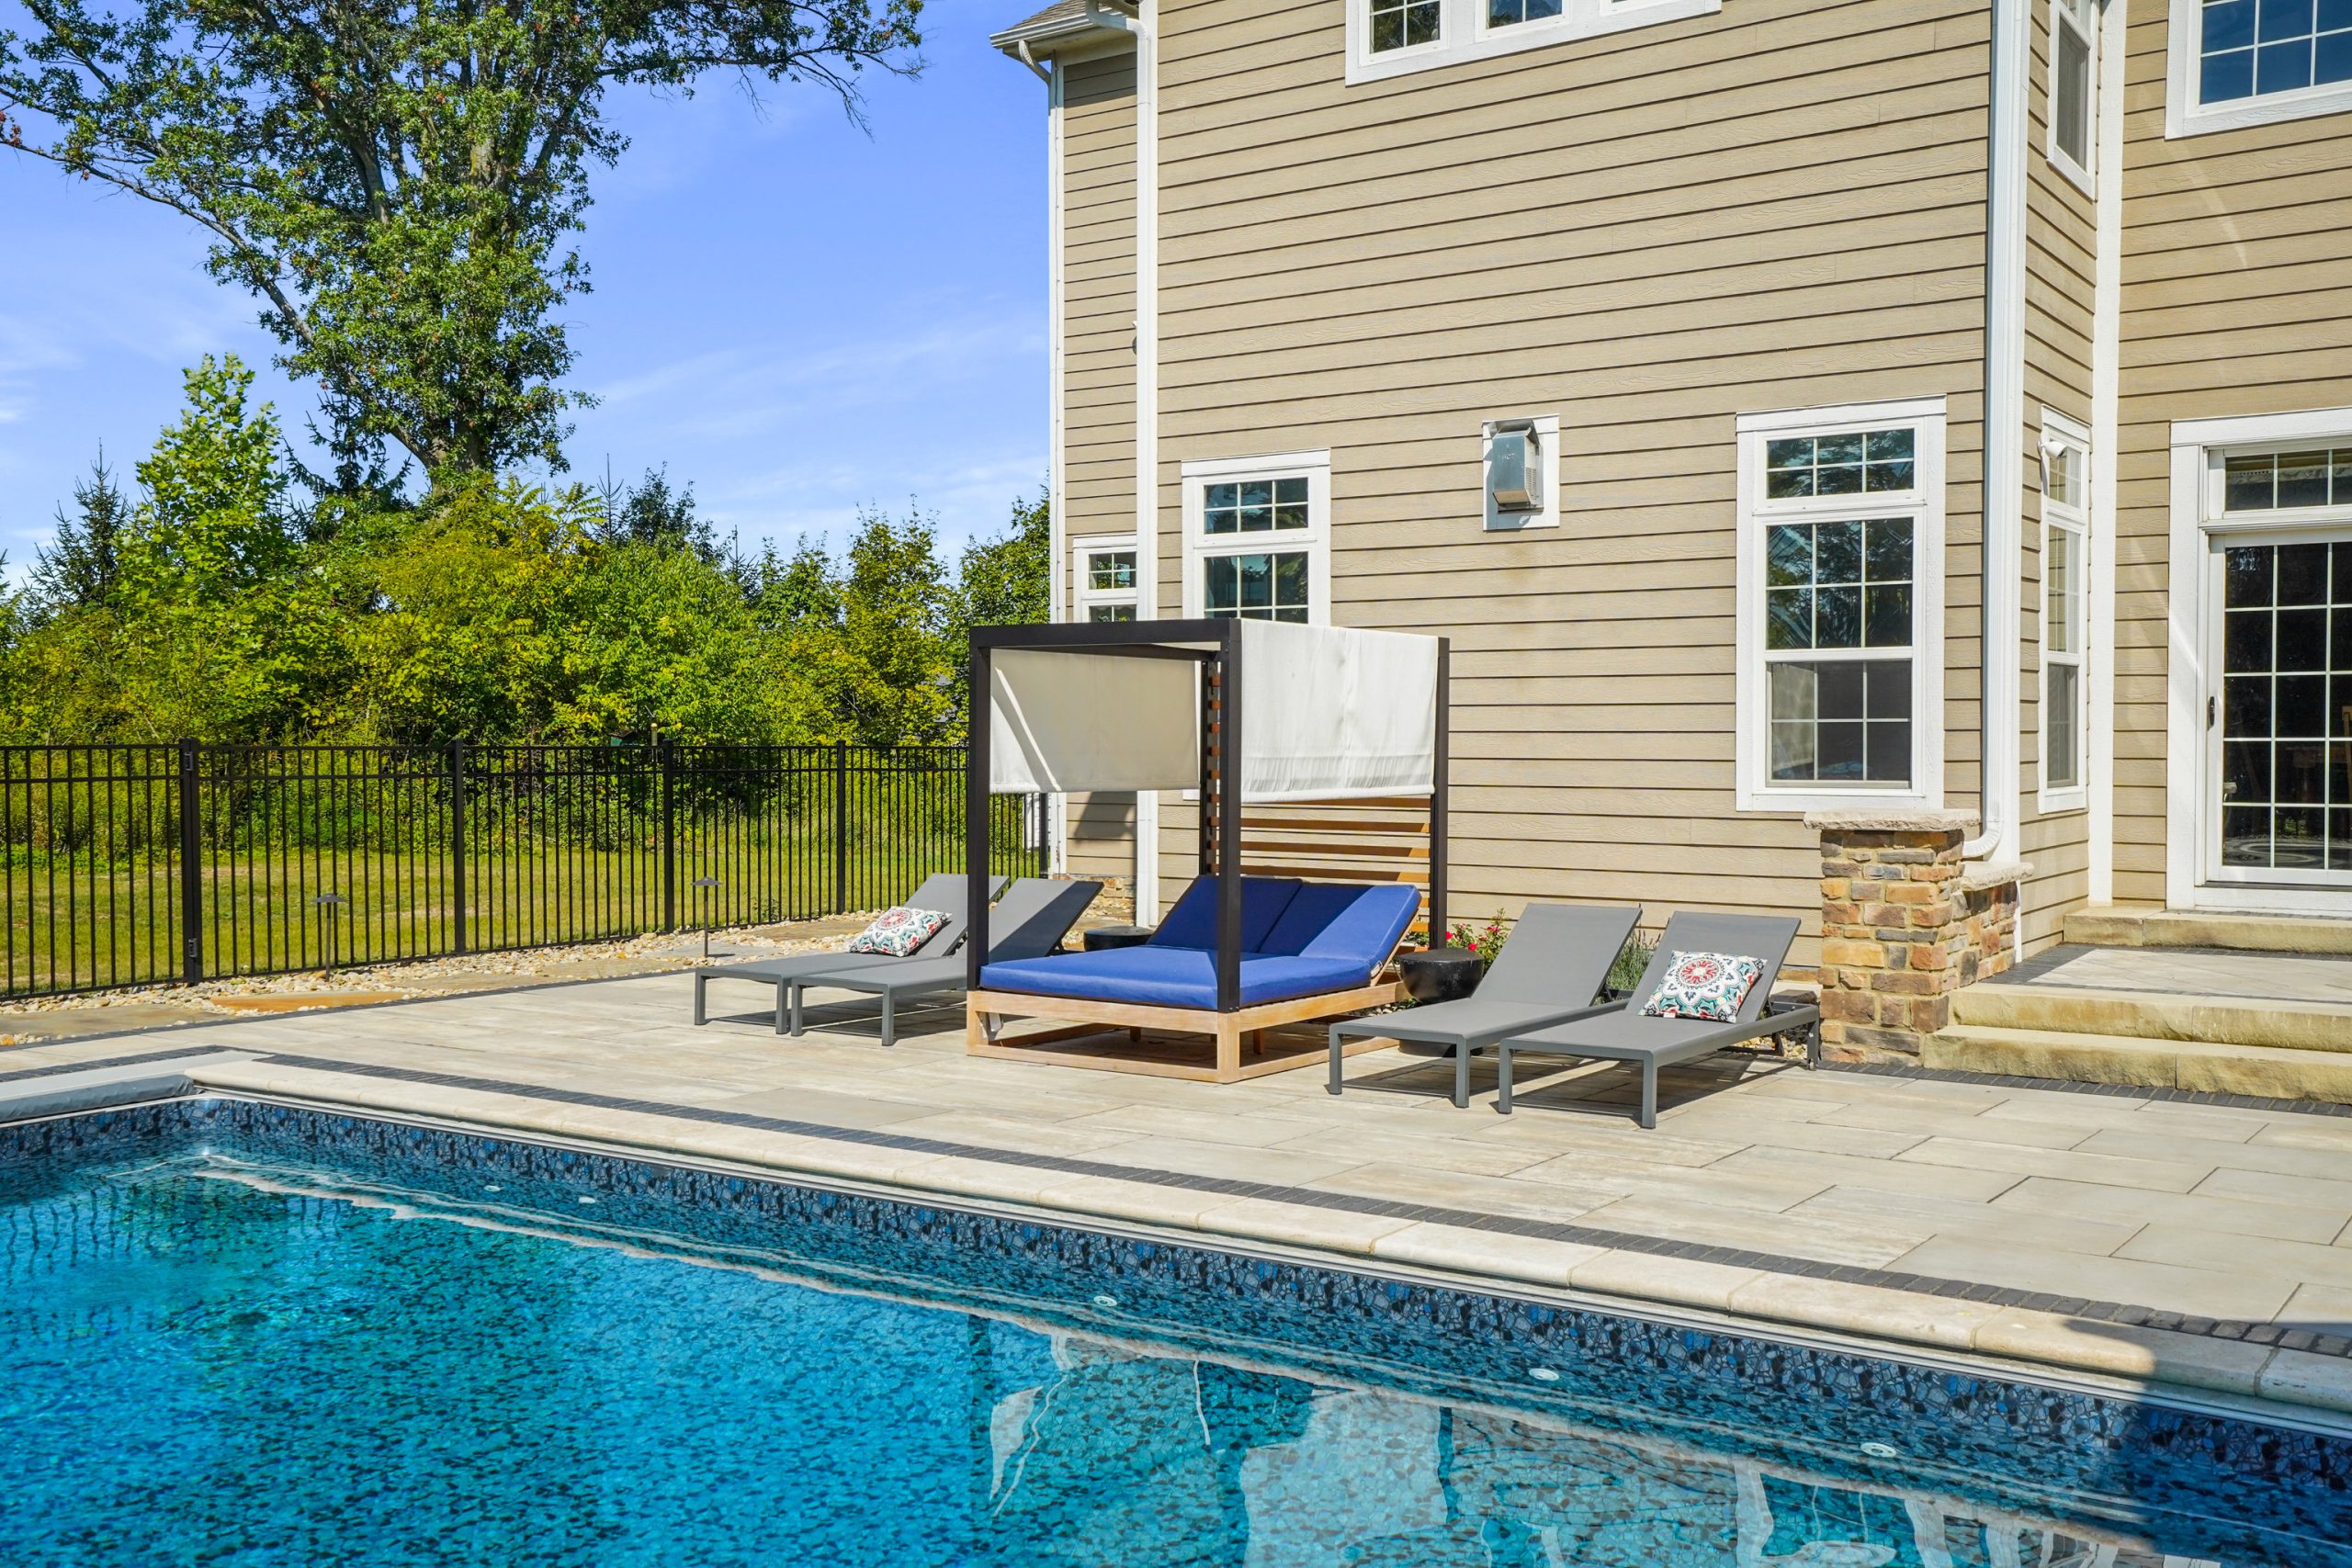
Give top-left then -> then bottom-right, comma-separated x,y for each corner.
989,0 -> 1138,58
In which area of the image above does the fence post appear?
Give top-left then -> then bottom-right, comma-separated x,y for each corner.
833,740 -> 849,915
448,739 -> 468,954
660,737 -> 678,932
176,739 -> 202,984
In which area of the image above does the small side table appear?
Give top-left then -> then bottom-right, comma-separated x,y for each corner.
1398,946 -> 1482,1004
1083,925 -> 1154,953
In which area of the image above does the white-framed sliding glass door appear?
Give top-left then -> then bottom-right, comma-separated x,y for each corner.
2172,412 -> 2352,908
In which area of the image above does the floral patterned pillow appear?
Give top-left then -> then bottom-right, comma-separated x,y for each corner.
845,906 -> 951,957
1640,951 -> 1765,1023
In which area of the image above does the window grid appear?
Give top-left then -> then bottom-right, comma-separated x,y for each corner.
2219,540 -> 2352,871
2199,0 -> 2352,104
1072,542 -> 1140,626
1369,0 -> 1441,51
1762,516 -> 1917,786
1763,428 -> 1917,501
2222,447 -> 2352,513
1204,478 -> 1308,536
1203,553 -> 1310,623
1486,0 -> 1562,26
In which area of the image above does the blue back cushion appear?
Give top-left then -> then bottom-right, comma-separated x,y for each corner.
1149,876 -> 1301,952
1257,883 -> 1422,969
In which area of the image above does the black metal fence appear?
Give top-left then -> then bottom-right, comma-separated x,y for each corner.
0,742 -> 1045,998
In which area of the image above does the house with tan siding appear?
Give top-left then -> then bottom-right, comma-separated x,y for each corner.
989,0 -> 2352,1010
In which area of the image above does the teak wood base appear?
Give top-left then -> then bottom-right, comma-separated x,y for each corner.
965,981 -> 1407,1084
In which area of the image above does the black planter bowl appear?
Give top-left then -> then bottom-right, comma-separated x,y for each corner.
1398,945 -> 1482,1004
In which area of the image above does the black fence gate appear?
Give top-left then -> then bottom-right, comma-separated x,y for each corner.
0,742 -> 1045,998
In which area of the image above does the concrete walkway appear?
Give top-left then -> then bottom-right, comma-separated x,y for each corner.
10,972 -> 2352,1418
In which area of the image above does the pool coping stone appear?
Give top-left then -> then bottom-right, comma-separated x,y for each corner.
134,1051 -> 2352,1425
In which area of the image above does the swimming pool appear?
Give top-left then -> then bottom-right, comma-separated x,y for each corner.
3,1097 -> 2346,1567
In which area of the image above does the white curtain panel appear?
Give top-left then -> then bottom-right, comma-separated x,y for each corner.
988,648 -> 1200,794
987,625 -> 1438,803
1237,621 -> 1436,802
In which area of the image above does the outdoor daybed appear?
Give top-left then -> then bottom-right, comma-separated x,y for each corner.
974,876 -> 1421,1080
960,616 -> 1450,1083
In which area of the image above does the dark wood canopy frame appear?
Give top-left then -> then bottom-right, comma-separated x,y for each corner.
964,618 -> 1450,1029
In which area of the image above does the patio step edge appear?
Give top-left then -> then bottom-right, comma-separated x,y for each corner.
2064,906 -> 2352,955
1925,1023 -> 2352,1104
1951,981 -> 2352,1054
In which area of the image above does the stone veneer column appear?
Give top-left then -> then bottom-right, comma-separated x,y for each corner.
1804,809 -> 2031,1063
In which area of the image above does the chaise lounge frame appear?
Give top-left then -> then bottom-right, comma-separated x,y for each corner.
961,618 -> 1447,1083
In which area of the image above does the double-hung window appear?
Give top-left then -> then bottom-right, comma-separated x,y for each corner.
1736,400 -> 1946,812
2041,415 -> 2092,808
2050,0 -> 2098,189
1072,536 -> 1140,623
1180,452 -> 1330,626
2169,0 -> 2352,135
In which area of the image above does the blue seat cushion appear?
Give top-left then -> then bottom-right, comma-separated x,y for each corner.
1148,877 -> 1300,953
1256,882 -> 1421,964
982,948 -> 1374,1010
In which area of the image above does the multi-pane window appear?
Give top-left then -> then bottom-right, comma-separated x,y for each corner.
1369,0 -> 1441,51
2223,446 -> 2352,511
1487,0 -> 1563,26
2052,0 -> 2098,177
1204,478 -> 1308,535
1763,429 -> 1916,499
2199,0 -> 2352,103
1072,540 -> 1139,624
1186,460 -> 1327,626
1763,516 -> 1917,784
1203,553 -> 1310,623
1739,402 -> 1942,809
2217,540 -> 2352,870
2042,430 -> 2090,799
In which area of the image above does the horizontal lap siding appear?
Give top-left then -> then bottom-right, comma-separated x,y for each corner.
2111,6 -> 2352,904
1149,0 -> 1991,959
1062,49 -> 1143,885
2020,0 -> 2099,947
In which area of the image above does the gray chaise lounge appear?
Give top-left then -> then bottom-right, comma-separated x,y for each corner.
1324,903 -> 1643,1107
1493,912 -> 1819,1129
789,877 -> 1102,1046
691,872 -> 1005,1033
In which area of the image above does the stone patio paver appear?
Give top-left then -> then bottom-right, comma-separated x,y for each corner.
13,969 -> 2352,1416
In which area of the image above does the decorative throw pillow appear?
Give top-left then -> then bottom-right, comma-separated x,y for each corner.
845,906 -> 950,958
1640,951 -> 1765,1023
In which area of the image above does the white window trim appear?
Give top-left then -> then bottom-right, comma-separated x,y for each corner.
2166,0 -> 2352,138
1178,450 -> 1332,625
2046,0 -> 2098,196
1482,414 -> 1560,533
1735,397 -> 1947,815
1346,0 -> 1719,85
2165,405 -> 2352,914
2039,410 -> 2092,813
1071,532 -> 1141,623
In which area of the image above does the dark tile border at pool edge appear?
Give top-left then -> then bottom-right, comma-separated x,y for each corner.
153,1050 -> 2352,1367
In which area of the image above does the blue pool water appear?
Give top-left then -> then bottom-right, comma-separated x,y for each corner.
2,1100 -> 2348,1567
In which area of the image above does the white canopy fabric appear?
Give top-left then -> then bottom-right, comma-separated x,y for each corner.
987,621 -> 1438,803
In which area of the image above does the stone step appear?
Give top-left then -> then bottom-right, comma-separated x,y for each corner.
1925,1023 -> 2352,1104
1951,981 -> 2352,1054
2064,905 -> 2352,955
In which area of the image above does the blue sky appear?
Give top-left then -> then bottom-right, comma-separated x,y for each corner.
0,8 -> 1050,570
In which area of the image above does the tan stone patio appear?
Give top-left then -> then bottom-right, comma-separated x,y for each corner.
10,971 -> 2352,1419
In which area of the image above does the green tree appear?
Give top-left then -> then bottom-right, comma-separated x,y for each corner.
0,0 -> 922,479
30,446 -> 129,617
944,487 -> 1049,727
